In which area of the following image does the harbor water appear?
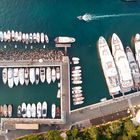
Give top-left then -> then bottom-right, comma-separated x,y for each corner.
0,0 -> 140,115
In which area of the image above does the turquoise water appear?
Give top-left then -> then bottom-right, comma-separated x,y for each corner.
0,0 -> 140,113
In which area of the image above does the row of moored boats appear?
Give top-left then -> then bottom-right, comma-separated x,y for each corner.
2,67 -> 60,88
0,30 -> 49,44
0,104 -> 12,117
98,33 -> 140,96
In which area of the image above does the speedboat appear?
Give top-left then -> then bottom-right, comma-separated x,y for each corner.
15,31 -> 19,42
26,104 -> 31,118
51,103 -> 56,119
56,67 -> 60,80
17,105 -> 22,117
46,67 -> 51,84
72,76 -> 82,81
72,89 -> 83,94
73,97 -> 84,102
72,73 -> 81,77
72,86 -> 82,90
40,68 -> 46,83
35,68 -> 40,84
0,31 -> 3,42
29,33 -> 33,43
19,68 -> 24,85
13,68 -> 19,86
45,34 -> 49,43
8,68 -> 14,88
3,31 -> 7,42
72,93 -> 83,98
77,13 -> 93,22
24,68 -> 29,85
31,103 -> 36,118
25,33 -> 29,44
22,103 -> 27,118
18,32 -> 22,42
41,33 -> 44,43
54,36 -> 75,44
51,67 -> 56,83
72,57 -> 80,64
98,36 -> 121,96
7,30 -> 11,41
126,46 -> 140,89
57,89 -> 61,98
73,100 -> 84,105
3,104 -> 7,117
2,68 -> 8,84
72,66 -> 81,70
0,106 -> 3,117
11,30 -> 15,41
8,104 -> 12,117
37,102 -> 42,118
111,33 -> 133,93
72,69 -> 81,74
36,32 -> 40,43
29,68 -> 35,84
22,33 -> 26,43
33,33 -> 36,43
42,101 -> 47,118
72,80 -> 82,84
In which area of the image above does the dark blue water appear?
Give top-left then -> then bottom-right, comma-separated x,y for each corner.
0,0 -> 140,113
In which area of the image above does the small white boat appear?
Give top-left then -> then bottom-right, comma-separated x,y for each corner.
3,31 -> 7,42
26,104 -> 31,118
51,68 -> 56,83
2,68 -> 8,84
0,31 -> 3,42
72,66 -> 81,70
13,68 -> 19,86
29,68 -> 35,84
72,89 -> 83,94
22,33 -> 26,43
72,80 -> 82,84
41,33 -> 44,43
56,67 -> 60,80
21,103 -> 26,118
37,102 -> 42,118
3,104 -> 7,117
8,68 -> 14,88
24,68 -> 29,85
35,68 -> 40,84
8,104 -> 12,117
31,103 -> 36,118
71,73 -> 81,77
51,104 -> 56,119
29,33 -> 33,43
36,32 -> 40,43
72,69 -> 81,74
11,30 -> 15,41
72,86 -> 82,90
7,30 -> 11,41
15,31 -> 19,41
73,97 -> 84,102
17,105 -> 22,117
40,68 -> 46,83
25,33 -> 29,44
72,57 -> 80,61
45,34 -> 49,43
33,33 -> 36,43
57,89 -> 61,98
54,36 -> 75,44
73,100 -> 84,105
72,77 -> 82,81
72,93 -> 83,98
19,68 -> 24,85
77,13 -> 93,22
46,67 -> 51,84
42,101 -> 47,118
18,32 -> 22,42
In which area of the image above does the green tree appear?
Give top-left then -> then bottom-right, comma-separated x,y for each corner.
87,126 -> 99,140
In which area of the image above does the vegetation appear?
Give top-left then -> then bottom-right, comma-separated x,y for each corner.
16,117 -> 140,140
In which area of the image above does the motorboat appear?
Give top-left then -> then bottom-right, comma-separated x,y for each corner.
31,103 -> 36,118
72,57 -> 80,65
25,33 -> 29,44
3,104 -> 7,117
72,80 -> 82,84
51,67 -> 56,83
72,66 -> 81,70
45,34 -> 49,43
42,101 -> 47,118
72,89 -> 83,94
8,104 -> 12,117
3,31 -> 7,42
54,36 -> 75,44
22,33 -> 26,43
17,105 -> 22,117
57,89 -> 61,98
0,31 -> 3,42
71,73 -> 81,77
19,68 -> 24,85
24,68 -> 29,85
41,33 -> 44,43
36,32 -> 40,43
72,93 -> 83,98
73,100 -> 84,105
21,102 -> 27,118
40,67 -> 46,83
98,36 -> 121,95
15,31 -> 19,42
72,69 -> 81,74
37,102 -> 42,118
77,13 -> 93,22
51,103 -> 56,119
26,104 -> 31,118
56,67 -> 60,80
29,33 -> 33,43
13,68 -> 19,86
126,46 -> 140,89
0,106 -> 3,117
8,68 -> 14,88
73,97 -> 84,102
33,33 -> 36,43
72,86 -> 82,90
46,67 -> 51,84
18,32 -> 22,42
35,68 -> 40,84
29,68 -> 35,84
11,30 -> 15,41
2,68 -> 8,84
7,30 -> 11,41
111,33 -> 133,93
72,76 -> 82,81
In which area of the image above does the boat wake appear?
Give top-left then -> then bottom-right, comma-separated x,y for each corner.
77,13 -> 140,22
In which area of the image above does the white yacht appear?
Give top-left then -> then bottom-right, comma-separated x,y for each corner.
51,67 -> 56,83
40,67 -> 46,83
21,103 -> 26,118
45,34 -> 49,43
54,37 -> 75,44
73,66 -> 81,70
46,67 -> 51,84
8,68 -> 14,88
56,67 -> 60,80
57,89 -> 61,98
2,68 -> 8,84
19,68 -> 24,85
36,32 -> 40,43
3,32 -> 7,42
71,73 -> 81,77
14,31 -> 19,42
33,33 -> 36,43
98,36 -> 120,95
29,33 -> 33,43
18,32 -> 22,42
35,68 -> 40,84
72,93 -> 83,98
37,102 -> 42,118
135,33 -> 140,69
26,104 -> 31,118
72,89 -> 82,94
22,33 -> 26,43
72,86 -> 82,90
73,100 -> 84,105
25,33 -> 29,44
72,69 -> 81,74
17,105 -> 22,117
41,33 -> 44,43
73,97 -> 84,102
31,103 -> 36,118
7,30 -> 11,41
3,104 -> 7,117
11,30 -> 15,41
51,104 -> 56,119
0,31 -> 3,42
13,68 -> 19,86
29,68 -> 35,84
77,13 -> 93,22
72,80 -> 82,84
72,57 -> 80,64
111,33 -> 133,93
72,77 -> 82,81
24,68 -> 29,85
42,101 -> 47,118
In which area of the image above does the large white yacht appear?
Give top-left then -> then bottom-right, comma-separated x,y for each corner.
111,33 -> 133,93
54,37 -> 75,44
8,68 -> 14,88
98,36 -> 120,96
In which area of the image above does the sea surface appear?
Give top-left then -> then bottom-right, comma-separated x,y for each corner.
0,0 -> 140,116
